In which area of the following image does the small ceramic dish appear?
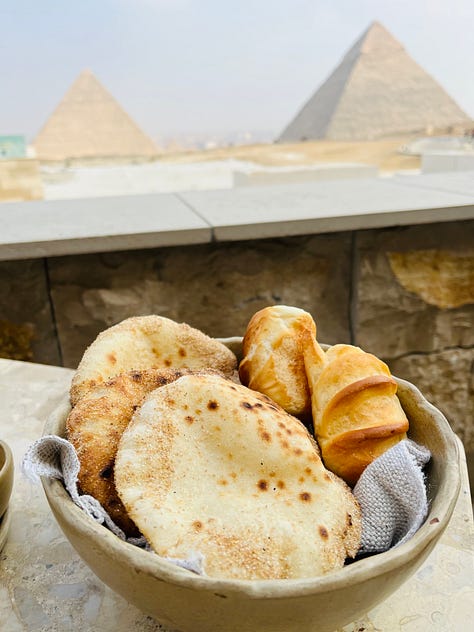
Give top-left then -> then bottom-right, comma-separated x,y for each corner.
0,507 -> 11,553
0,440 -> 14,553
0,440 -> 14,520
41,339 -> 461,632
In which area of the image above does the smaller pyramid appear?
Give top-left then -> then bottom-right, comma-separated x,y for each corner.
34,70 -> 158,160
279,22 -> 472,142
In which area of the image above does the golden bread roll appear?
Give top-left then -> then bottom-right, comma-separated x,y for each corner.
303,341 -> 409,485
239,305 -> 326,420
67,367 -> 217,536
115,373 -> 361,580
70,315 -> 237,405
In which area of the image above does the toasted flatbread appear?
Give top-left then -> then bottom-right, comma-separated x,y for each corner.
115,373 -> 361,580
67,367 -> 218,535
70,315 -> 237,405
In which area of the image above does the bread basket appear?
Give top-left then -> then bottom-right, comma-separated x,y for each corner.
41,338 -> 461,632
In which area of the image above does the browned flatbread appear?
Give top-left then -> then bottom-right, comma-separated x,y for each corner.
115,373 -> 361,579
67,368 -> 218,535
70,315 -> 237,405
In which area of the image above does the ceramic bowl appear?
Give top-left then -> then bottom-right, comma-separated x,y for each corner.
0,440 -> 14,519
0,440 -> 14,552
41,339 -> 461,632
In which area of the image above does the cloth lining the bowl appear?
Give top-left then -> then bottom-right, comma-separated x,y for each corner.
354,439 -> 431,554
22,436 -> 430,570
22,435 -> 205,574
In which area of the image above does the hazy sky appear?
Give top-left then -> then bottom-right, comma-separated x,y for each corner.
1,0 -> 473,140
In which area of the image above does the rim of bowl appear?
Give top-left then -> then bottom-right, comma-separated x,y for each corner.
41,343 -> 461,600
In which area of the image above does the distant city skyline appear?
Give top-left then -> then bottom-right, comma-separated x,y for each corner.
1,0 -> 473,142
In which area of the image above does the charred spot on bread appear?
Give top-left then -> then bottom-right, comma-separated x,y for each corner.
319,526 -> 329,539
100,462 -> 114,479
107,353 -> 117,365
259,429 -> 272,442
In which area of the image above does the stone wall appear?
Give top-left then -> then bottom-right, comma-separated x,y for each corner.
354,222 -> 474,460
1,219 -> 472,482
0,259 -> 60,364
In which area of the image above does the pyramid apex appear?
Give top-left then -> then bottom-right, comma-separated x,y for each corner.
358,21 -> 403,54
75,68 -> 102,84
368,20 -> 385,30
70,68 -> 96,81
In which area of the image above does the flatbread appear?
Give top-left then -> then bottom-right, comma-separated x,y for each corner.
70,315 -> 237,405
67,368 -> 207,535
115,373 -> 361,580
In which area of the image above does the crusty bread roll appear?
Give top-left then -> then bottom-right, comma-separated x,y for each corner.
70,315 -> 237,405
239,305 -> 326,420
303,341 -> 409,485
115,373 -> 361,580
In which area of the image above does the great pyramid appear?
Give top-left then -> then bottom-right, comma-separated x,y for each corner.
34,70 -> 158,160
278,21 -> 472,142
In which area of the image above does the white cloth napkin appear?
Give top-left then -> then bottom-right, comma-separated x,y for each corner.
353,438 -> 431,554
22,436 -> 430,566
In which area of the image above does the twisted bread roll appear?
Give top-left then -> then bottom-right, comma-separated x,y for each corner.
239,305 -> 326,420
303,341 -> 409,485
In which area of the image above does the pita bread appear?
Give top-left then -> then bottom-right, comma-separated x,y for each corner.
67,368 -> 210,535
115,373 -> 361,580
70,315 -> 237,405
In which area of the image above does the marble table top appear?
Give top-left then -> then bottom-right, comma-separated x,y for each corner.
0,358 -> 473,631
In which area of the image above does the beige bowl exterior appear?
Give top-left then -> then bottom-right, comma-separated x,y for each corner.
41,339 -> 461,632
0,440 -> 14,520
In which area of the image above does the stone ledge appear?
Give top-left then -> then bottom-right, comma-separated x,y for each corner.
1,172 -> 473,261
0,193 -> 212,262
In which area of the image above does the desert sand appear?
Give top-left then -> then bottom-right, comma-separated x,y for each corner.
155,137 -> 420,174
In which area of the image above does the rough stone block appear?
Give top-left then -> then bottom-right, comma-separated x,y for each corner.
0,259 -> 60,365
355,220 -> 474,358
389,347 -> 474,454
48,233 -> 352,368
